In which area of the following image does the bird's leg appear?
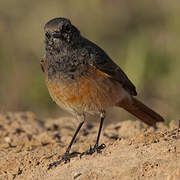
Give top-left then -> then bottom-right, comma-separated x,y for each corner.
80,111 -> 106,157
48,121 -> 84,169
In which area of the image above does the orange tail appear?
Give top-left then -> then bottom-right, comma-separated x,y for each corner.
117,97 -> 164,126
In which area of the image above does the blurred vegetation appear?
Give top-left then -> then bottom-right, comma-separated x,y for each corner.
0,0 -> 180,121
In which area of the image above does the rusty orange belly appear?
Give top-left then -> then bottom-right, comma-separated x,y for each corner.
46,65 -> 129,115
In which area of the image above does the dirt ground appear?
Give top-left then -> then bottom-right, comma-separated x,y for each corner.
0,112 -> 180,180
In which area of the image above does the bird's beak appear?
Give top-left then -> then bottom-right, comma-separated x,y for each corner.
52,32 -> 61,38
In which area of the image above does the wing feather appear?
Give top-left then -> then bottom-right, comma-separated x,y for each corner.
82,38 -> 137,96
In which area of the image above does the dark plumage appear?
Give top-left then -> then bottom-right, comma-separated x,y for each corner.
44,17 -> 137,95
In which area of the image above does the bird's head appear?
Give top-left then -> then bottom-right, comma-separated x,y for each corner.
44,17 -> 80,51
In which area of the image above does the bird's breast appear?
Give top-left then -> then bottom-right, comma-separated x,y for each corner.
45,64 -> 130,115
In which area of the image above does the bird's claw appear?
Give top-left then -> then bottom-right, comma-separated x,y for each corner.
80,143 -> 106,158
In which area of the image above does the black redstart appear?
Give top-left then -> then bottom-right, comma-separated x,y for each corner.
41,17 -> 164,169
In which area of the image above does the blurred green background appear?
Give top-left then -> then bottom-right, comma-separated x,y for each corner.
0,0 -> 179,121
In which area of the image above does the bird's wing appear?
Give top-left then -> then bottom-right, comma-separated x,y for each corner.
83,38 -> 137,96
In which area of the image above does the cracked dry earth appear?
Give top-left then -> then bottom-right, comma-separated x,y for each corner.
0,112 -> 180,180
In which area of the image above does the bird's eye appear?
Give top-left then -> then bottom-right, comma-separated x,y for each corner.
45,32 -> 51,39
62,24 -> 71,33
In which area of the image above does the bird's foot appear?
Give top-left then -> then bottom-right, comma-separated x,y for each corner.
48,151 -> 79,170
80,143 -> 106,158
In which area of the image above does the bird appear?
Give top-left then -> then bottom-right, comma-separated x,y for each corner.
41,17 -> 164,169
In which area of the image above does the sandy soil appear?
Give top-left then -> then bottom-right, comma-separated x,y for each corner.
0,112 -> 180,180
